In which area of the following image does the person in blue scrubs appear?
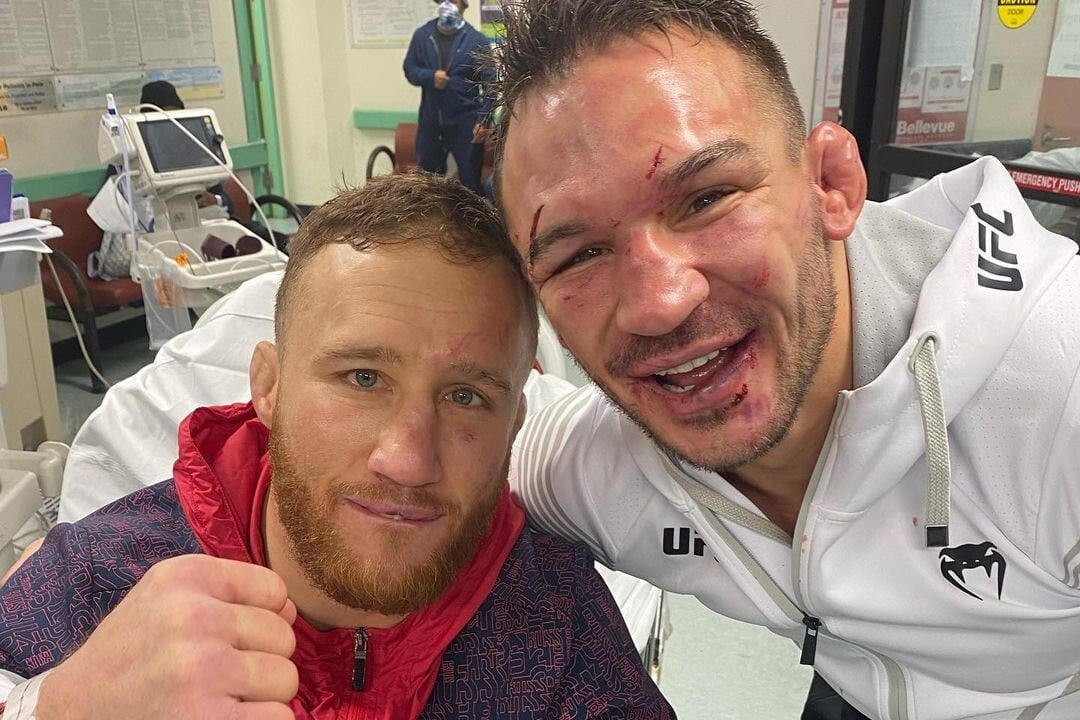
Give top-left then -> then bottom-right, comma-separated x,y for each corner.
404,0 -> 494,195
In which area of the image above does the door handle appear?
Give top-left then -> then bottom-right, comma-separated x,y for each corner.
1042,131 -> 1072,145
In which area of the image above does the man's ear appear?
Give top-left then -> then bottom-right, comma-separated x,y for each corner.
249,341 -> 280,428
805,121 -> 867,242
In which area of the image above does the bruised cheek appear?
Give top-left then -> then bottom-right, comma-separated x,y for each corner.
751,260 -> 771,290
544,267 -> 606,315
698,204 -> 784,296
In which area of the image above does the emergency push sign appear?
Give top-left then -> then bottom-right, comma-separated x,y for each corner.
998,0 -> 1038,29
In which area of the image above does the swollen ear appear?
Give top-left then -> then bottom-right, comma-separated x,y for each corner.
249,341 -> 280,428
805,121 -> 867,241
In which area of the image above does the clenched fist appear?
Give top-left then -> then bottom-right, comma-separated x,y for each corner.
36,554 -> 299,720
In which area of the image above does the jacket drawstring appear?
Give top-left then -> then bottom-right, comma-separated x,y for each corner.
908,331 -> 952,548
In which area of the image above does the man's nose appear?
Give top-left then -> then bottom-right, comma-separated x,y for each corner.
366,402 -> 440,487
614,227 -> 709,337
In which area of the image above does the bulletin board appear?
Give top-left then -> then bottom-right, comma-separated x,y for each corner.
0,0 -> 249,182
348,0 -> 435,48
0,0 -> 223,117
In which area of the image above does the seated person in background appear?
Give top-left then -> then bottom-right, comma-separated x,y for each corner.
0,173 -> 672,719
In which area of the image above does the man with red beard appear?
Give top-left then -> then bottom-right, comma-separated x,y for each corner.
0,173 -> 671,719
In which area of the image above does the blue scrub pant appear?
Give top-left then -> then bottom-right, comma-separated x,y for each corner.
416,120 -> 485,195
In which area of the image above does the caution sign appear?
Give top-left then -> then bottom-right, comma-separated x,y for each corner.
998,0 -> 1038,29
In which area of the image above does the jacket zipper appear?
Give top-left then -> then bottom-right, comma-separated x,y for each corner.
429,33 -> 461,72
429,34 -> 445,125
788,393 -> 910,720
353,629 -> 368,691
800,615 -> 822,665
789,395 -> 846,669
668,392 -> 910,720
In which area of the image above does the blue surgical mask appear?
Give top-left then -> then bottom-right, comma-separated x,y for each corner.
437,1 -> 464,34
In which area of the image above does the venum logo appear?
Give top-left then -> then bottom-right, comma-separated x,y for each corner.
939,541 -> 1007,600
972,203 -> 1023,292
662,527 -> 718,563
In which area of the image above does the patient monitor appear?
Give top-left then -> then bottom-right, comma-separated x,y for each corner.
97,104 -> 285,313
123,109 -> 232,232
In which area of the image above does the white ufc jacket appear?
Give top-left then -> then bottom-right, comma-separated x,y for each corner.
511,158 -> 1080,720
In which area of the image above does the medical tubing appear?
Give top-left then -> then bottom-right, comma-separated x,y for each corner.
107,94 -> 141,279
135,103 -> 280,253
111,171 -> 149,233
148,238 -> 210,276
42,253 -> 112,391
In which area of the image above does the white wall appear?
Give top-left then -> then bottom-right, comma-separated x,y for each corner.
0,1 -> 248,180
268,2 -> 484,206
756,0 -> 823,127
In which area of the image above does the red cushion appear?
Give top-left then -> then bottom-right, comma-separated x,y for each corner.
28,194 -> 102,266
29,193 -> 142,309
88,277 -> 143,308
221,178 -> 252,222
394,123 -> 419,174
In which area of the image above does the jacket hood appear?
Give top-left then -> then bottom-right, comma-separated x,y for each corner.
174,402 -> 270,563
173,402 -> 527,718
852,157 -> 1078,424
836,156 -> 1078,451
832,157 -> 1078,543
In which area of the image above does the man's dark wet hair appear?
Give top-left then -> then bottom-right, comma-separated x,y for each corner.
490,0 -> 806,206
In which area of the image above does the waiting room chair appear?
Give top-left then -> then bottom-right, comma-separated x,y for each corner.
29,194 -> 143,394
365,123 -> 495,185
218,178 -> 307,255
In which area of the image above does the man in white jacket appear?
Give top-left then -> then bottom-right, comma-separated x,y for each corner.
496,1 -> 1080,718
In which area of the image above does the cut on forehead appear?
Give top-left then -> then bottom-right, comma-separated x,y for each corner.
491,0 -> 806,209
277,235 -> 538,359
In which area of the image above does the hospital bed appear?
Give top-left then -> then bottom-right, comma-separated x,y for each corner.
48,270 -> 668,680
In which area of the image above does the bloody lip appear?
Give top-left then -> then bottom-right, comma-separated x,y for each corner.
628,332 -> 758,418
343,498 -> 443,526
626,332 -> 751,379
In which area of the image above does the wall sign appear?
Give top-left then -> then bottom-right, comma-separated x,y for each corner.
1008,169 -> 1080,199
998,0 -> 1038,29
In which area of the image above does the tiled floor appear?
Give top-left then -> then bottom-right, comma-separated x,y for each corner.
659,594 -> 812,719
52,323 -> 156,443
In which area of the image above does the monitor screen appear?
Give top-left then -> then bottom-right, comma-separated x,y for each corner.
138,115 -> 225,173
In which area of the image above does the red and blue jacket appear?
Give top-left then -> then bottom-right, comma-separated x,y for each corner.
0,403 -> 672,719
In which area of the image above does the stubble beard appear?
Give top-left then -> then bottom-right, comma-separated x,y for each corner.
582,217 -> 838,476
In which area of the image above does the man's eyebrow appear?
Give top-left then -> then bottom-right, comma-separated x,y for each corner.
527,140 -> 756,266
529,220 -> 591,266
449,361 -> 514,395
314,345 -> 404,365
659,139 -> 757,191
